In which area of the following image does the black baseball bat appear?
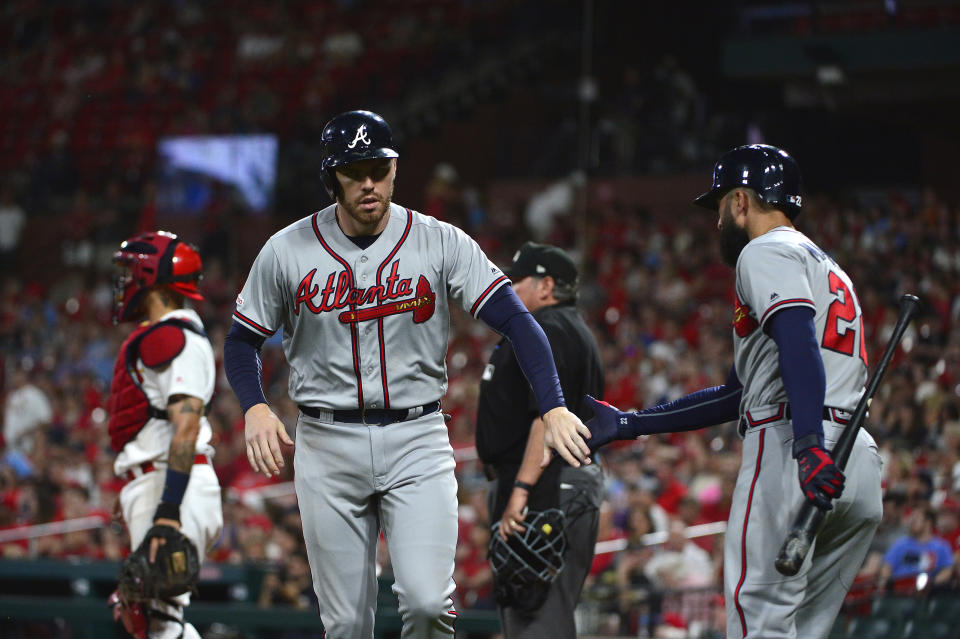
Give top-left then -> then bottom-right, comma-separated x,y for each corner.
774,293 -> 921,577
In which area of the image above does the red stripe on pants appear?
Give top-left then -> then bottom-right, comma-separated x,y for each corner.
734,428 -> 765,636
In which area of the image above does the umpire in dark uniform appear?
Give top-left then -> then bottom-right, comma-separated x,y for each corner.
476,242 -> 605,638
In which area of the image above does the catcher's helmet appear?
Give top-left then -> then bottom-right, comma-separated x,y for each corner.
694,144 -> 803,219
320,110 -> 399,201
488,508 -> 566,613
112,231 -> 203,324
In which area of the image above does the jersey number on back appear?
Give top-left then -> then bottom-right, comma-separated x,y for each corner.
822,271 -> 868,366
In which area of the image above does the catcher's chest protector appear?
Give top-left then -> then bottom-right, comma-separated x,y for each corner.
107,318 -> 205,452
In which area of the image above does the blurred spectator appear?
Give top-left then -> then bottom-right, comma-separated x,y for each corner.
615,504 -> 657,625
937,497 -> 960,549
258,551 -> 317,610
880,506 -> 954,589
0,184 -> 25,271
3,368 -> 52,455
642,518 -> 714,590
523,173 -> 583,242
453,522 -> 495,610
423,163 -> 464,226
860,490 -> 909,580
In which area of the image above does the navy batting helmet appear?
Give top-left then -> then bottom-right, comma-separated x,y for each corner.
320,110 -> 399,200
694,144 -> 803,219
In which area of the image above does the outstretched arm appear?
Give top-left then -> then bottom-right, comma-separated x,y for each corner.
584,364 -> 742,451
477,287 -> 591,466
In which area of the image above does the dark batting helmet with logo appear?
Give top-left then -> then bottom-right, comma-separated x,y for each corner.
320,110 -> 399,200
694,144 -> 803,220
112,231 -> 204,324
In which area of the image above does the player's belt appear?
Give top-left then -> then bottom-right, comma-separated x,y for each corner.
299,400 -> 442,425
121,454 -> 211,483
738,403 -> 853,436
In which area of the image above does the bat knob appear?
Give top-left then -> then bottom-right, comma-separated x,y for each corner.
900,293 -> 921,313
775,533 -> 810,576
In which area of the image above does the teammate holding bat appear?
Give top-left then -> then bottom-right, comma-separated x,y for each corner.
584,144 -> 884,639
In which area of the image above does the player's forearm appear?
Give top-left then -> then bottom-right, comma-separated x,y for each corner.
623,364 -> 742,436
167,400 -> 202,472
516,418 -> 547,486
477,287 -> 564,415
156,395 -> 203,522
225,321 -> 269,412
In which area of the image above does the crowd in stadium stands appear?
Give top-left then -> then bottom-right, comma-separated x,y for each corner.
1,167 -> 959,635
2,1 -> 960,635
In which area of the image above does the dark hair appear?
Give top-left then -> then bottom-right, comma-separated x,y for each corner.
156,286 -> 186,309
551,278 -> 579,304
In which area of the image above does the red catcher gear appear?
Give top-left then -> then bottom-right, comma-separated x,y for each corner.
113,231 -> 204,324
109,590 -> 148,639
107,318 -> 204,453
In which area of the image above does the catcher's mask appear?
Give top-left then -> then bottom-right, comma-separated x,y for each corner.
488,508 -> 566,614
113,231 -> 204,324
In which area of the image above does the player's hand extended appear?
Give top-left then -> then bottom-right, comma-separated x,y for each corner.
796,445 -> 845,510
541,406 -> 591,468
498,488 -> 529,541
245,403 -> 294,477
584,395 -> 636,452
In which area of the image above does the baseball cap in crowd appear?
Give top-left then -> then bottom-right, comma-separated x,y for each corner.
505,242 -> 578,285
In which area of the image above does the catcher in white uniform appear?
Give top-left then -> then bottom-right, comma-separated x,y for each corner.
584,144 -> 882,639
107,231 -> 223,639
223,110 -> 592,639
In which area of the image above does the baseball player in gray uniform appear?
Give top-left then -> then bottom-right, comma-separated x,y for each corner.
223,110 -> 592,639
583,145 -> 882,639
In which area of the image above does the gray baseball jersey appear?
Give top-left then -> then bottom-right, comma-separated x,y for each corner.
234,202 -> 509,409
724,226 -> 881,639
732,226 -> 868,414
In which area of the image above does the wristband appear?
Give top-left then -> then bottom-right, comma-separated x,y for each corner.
154,501 -> 181,522
792,433 -> 825,458
160,468 -> 191,505
513,480 -> 535,492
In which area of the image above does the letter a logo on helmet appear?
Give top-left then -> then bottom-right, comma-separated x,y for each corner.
347,125 -> 372,149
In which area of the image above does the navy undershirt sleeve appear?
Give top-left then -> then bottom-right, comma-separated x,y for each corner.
625,364 -> 742,436
767,306 -> 826,455
477,286 -> 565,416
224,321 -> 269,413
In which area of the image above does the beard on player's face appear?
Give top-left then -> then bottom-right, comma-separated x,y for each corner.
719,198 -> 751,268
340,183 -> 393,225
336,159 -> 396,232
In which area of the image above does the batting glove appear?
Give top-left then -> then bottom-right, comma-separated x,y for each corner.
584,395 -> 635,452
795,445 -> 845,511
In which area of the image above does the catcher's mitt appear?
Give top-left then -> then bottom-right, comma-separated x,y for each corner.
488,508 -> 566,614
118,525 -> 199,602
